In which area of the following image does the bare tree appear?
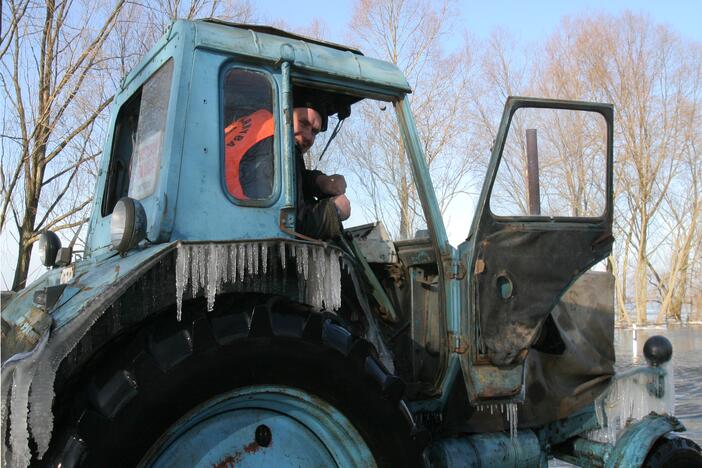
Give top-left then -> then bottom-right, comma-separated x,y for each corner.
654,119 -> 702,322
1,0 -> 126,290
338,0 -> 477,239
487,13 -> 702,325
1,0 -> 256,291
111,0 -> 255,75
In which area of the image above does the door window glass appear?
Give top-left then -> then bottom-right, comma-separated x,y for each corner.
128,60 -> 174,200
102,59 -> 174,215
490,107 -> 607,218
222,69 -> 275,200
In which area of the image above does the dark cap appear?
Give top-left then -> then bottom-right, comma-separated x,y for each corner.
293,88 -> 328,132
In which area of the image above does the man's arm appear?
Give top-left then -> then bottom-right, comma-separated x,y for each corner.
297,198 -> 342,239
302,169 -> 326,198
303,170 -> 347,198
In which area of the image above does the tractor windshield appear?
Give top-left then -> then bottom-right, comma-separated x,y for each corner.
303,94 -> 432,242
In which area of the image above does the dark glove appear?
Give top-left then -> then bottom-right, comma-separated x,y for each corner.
315,174 -> 347,196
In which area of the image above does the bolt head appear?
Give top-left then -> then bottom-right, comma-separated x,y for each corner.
255,424 -> 271,447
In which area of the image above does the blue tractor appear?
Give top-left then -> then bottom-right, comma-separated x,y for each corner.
2,19 -> 700,467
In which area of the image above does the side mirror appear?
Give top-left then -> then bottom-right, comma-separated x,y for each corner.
37,231 -> 61,267
111,197 -> 147,253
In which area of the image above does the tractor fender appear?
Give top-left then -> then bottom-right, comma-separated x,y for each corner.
2,241 -> 177,466
2,239 -> 367,466
605,413 -> 685,468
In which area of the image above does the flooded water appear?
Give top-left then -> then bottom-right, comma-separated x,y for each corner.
614,325 -> 702,444
550,325 -> 702,467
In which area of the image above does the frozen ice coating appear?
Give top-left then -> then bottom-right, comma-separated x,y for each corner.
1,369 -> 13,465
261,243 -> 268,274
174,241 -> 344,319
250,243 -> 253,275
175,246 -> 189,321
2,331 -> 50,467
589,363 -> 675,443
206,244 -> 217,312
507,403 -> 518,441
279,242 -> 286,270
476,402 -> 520,440
237,244 -> 245,282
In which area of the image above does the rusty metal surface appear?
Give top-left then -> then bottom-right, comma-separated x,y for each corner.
424,430 -> 545,467
519,272 -> 615,427
473,228 -> 611,366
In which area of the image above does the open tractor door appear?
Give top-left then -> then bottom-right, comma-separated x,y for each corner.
459,97 -> 614,403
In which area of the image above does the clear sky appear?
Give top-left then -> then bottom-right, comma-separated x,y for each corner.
256,0 -> 702,44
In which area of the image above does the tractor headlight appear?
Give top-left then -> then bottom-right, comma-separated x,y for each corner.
111,197 -> 147,253
37,231 -> 61,267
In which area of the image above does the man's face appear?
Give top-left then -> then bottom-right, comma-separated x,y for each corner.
293,107 -> 322,153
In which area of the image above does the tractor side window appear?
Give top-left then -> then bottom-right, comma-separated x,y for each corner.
102,59 -> 174,216
222,69 -> 275,200
490,107 -> 607,218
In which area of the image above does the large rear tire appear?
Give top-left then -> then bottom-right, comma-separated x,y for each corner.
44,297 -> 419,467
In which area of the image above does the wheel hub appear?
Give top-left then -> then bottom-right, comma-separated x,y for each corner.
140,385 -> 376,467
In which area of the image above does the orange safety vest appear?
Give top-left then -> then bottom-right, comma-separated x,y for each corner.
224,109 -> 274,199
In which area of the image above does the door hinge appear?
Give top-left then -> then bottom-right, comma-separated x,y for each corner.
448,260 -> 467,280
448,332 -> 469,353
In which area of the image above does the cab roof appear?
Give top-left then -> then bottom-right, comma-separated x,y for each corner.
187,19 -> 411,96
201,19 -> 364,56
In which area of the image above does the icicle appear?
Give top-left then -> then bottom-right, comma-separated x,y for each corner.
302,244 -> 309,280
315,248 -> 324,308
221,245 -> 229,285
237,244 -> 245,282
589,364 -> 675,444
505,403 -> 518,441
280,242 -> 287,270
190,246 -> 200,295
175,241 -> 343,321
261,243 -> 268,274
331,251 -> 341,310
206,244 -> 218,312
252,242 -> 259,275
218,245 -> 228,290
198,245 -> 207,293
9,367 -> 33,467
245,243 -> 253,276
323,250 -> 334,310
7,332 -> 49,468
294,245 -> 302,277
175,245 -> 190,321
234,244 -> 242,283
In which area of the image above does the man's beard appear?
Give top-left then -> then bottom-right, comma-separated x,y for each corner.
295,142 -> 308,154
